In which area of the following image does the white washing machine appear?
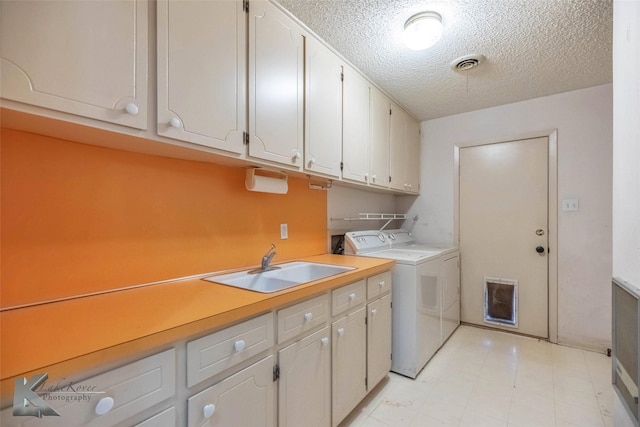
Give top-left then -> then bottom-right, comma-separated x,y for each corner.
344,229 -> 459,378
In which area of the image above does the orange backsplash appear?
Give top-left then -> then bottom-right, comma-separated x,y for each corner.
1,128 -> 328,309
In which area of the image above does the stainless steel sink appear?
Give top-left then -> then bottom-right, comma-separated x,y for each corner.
202,262 -> 355,293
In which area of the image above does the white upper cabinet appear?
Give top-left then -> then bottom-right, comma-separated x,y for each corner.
304,37 -> 343,178
405,117 -> 421,194
0,0 -> 148,129
157,0 -> 245,154
342,65 -> 371,184
389,103 -> 421,193
249,0 -> 305,170
369,88 -> 391,189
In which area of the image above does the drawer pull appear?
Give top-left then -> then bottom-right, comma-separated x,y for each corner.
371,308 -> 378,316
125,103 -> 139,115
348,293 -> 356,302
95,396 -> 115,415
203,403 -> 216,419
304,312 -> 313,322
337,327 -> 345,336
169,117 -> 182,128
234,339 -> 246,352
321,337 -> 329,346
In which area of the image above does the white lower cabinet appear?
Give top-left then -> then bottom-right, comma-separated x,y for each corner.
0,271 -> 392,427
187,355 -> 276,427
1,349 -> 176,427
367,293 -> 392,390
332,307 -> 367,426
278,326 -> 331,427
135,406 -> 176,426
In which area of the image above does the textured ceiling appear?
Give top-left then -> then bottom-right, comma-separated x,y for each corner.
275,0 -> 613,121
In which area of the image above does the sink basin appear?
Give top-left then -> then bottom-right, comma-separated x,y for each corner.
202,262 -> 355,293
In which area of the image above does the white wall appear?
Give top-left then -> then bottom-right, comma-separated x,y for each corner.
612,3 -> 640,423
612,0 -> 640,285
327,184 -> 397,249
397,84 -> 613,351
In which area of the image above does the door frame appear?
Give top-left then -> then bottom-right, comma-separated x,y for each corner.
453,129 -> 558,343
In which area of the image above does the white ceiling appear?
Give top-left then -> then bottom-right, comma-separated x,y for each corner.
275,0 -> 613,121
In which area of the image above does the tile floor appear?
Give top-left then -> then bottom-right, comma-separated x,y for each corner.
341,325 -> 613,427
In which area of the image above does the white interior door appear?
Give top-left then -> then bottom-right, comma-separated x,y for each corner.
459,137 -> 549,338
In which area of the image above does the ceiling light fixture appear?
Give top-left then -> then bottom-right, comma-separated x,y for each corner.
402,11 -> 443,51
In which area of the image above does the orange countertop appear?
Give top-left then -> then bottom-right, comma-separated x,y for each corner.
0,254 -> 394,392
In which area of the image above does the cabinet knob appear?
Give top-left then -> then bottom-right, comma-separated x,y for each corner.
321,337 -> 329,346
292,151 -> 301,161
372,174 -> 377,182
169,117 -> 182,128
95,396 -> 115,415
125,103 -> 139,115
348,292 -> 356,302
379,280 -> 385,287
337,327 -> 345,336
371,308 -> 378,316
304,312 -> 313,322
364,173 -> 369,182
234,339 -> 246,352
203,403 -> 216,419
308,156 -> 316,166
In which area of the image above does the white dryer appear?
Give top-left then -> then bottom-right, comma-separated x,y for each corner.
344,230 -> 459,378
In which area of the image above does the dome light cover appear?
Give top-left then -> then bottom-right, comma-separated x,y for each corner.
402,12 -> 443,51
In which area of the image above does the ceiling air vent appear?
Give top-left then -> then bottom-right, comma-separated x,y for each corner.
450,54 -> 486,71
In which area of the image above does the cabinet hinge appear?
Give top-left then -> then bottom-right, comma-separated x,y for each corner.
365,377 -> 368,388
365,316 -> 368,325
340,72 -> 344,82
389,108 -> 392,115
273,364 -> 280,382
340,161 -> 344,171
243,131 -> 250,145
243,0 -> 249,13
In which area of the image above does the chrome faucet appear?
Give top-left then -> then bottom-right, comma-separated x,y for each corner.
248,244 -> 280,274
261,243 -> 277,270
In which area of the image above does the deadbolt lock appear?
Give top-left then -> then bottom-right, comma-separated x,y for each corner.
536,229 -> 545,236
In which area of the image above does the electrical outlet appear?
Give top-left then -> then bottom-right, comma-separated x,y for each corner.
280,223 -> 288,239
562,199 -> 580,212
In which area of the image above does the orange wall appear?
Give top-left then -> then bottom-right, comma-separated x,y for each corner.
1,128 -> 328,308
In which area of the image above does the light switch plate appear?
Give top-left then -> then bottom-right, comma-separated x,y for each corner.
562,199 -> 580,212
280,223 -> 288,239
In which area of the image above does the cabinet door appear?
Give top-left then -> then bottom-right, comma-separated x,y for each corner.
369,88 -> 390,188
332,307 -> 366,426
187,355 -> 275,427
389,103 -> 408,191
405,117 -> 421,194
367,294 -> 392,390
279,327 -> 331,427
157,0 -> 245,153
342,65 -> 370,184
305,37 -> 343,178
249,0 -> 304,170
0,0 -> 148,129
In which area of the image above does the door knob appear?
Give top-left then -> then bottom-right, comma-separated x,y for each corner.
536,246 -> 545,254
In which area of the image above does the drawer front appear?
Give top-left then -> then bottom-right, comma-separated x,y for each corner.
332,280 -> 366,316
367,271 -> 392,300
187,312 -> 274,388
277,294 -> 329,344
1,349 -> 176,427
187,355 -> 276,427
135,406 -> 176,426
